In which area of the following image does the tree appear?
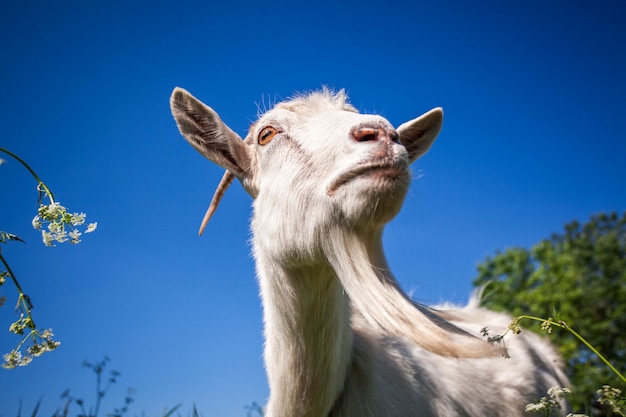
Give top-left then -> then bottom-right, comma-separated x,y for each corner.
473,211 -> 626,415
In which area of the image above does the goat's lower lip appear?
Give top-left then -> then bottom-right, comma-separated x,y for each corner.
327,162 -> 407,196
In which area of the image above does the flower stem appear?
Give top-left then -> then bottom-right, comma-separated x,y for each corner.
516,315 -> 626,385
560,321 -> 626,385
0,250 -> 36,330
0,249 -> 27,301
0,147 -> 55,203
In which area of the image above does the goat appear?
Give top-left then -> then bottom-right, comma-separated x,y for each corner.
170,87 -> 569,417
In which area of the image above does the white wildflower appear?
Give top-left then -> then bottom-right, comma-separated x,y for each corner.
48,221 -> 62,234
42,231 -> 54,247
526,386 -> 573,415
70,213 -> 86,226
69,229 -> 81,244
19,355 -> 32,366
41,202 -> 65,221
2,350 -> 32,368
44,338 -> 60,351
41,329 -> 54,339
31,215 -> 42,230
53,229 -> 68,244
27,343 -> 45,357
34,201 -> 96,245
525,402 -> 546,412
548,386 -> 571,399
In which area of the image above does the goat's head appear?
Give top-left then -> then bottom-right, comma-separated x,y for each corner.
170,88 -> 442,242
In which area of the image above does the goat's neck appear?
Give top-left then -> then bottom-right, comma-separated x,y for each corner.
255,225 -> 502,417
255,254 -> 352,417
325,228 -> 504,359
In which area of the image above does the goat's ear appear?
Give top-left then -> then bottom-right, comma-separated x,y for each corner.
170,87 -> 252,178
397,107 -> 443,163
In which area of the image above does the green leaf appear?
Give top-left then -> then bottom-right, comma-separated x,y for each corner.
0,231 -> 25,244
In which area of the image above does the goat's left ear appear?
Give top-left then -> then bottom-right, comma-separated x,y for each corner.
171,87 -> 256,235
170,87 -> 252,178
397,107 -> 443,163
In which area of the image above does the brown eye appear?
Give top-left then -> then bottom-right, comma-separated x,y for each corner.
258,126 -> 277,145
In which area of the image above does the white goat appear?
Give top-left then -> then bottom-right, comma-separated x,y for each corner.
170,87 -> 569,417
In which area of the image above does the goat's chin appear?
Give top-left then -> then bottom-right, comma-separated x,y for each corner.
331,173 -> 409,229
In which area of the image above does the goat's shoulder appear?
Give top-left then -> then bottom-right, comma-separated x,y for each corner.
339,307 -> 567,417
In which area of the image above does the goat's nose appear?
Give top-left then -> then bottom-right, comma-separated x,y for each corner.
350,124 -> 399,144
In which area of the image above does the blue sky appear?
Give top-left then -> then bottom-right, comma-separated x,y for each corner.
1,1 -> 624,416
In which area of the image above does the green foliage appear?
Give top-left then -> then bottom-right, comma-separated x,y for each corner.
473,211 -> 626,414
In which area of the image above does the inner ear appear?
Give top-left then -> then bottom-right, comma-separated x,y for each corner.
397,108 -> 443,163
170,87 -> 252,178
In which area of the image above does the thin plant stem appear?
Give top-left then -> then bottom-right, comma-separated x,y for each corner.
0,249 -> 28,299
11,329 -> 36,354
0,147 -> 55,203
512,315 -> 626,385
94,364 -> 103,417
0,250 -> 38,350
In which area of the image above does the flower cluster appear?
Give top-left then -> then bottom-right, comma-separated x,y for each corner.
541,319 -> 553,333
2,329 -> 60,369
2,290 -> 61,369
597,385 -> 625,416
525,386 -> 589,417
3,350 -> 32,368
9,313 -> 34,335
32,202 -> 97,246
525,386 -> 571,413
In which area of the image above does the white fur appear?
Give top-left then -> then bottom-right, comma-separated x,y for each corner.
170,88 -> 569,417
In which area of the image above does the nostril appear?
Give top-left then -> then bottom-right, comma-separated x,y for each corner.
352,126 -> 381,142
359,133 -> 378,142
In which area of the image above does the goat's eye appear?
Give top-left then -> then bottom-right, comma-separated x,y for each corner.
258,126 -> 278,145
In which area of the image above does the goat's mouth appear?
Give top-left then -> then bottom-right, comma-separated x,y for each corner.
327,160 -> 408,196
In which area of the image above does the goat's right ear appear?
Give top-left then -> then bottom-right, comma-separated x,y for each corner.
170,87 -> 252,178
397,107 -> 443,164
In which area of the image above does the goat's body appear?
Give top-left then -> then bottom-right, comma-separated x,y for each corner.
171,88 -> 569,417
